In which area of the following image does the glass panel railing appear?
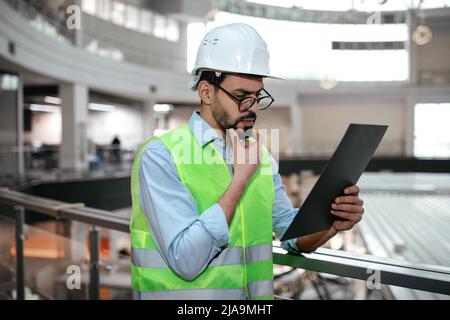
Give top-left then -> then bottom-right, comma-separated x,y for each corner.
15,219 -> 88,299
0,216 -> 132,300
91,227 -> 131,300
0,215 -> 16,299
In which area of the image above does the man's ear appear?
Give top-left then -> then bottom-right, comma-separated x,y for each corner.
197,80 -> 213,105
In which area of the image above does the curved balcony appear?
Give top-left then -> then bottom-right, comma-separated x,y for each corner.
0,0 -> 195,102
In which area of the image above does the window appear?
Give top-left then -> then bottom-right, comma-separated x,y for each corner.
80,0 -> 180,43
187,22 -> 206,72
97,0 -> 111,20
125,5 -> 139,30
153,14 -> 167,39
166,19 -> 179,42
139,10 -> 152,34
414,103 -> 450,158
111,0 -> 126,25
81,0 -> 96,15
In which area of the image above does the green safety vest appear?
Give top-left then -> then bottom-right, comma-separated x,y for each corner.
130,124 -> 275,300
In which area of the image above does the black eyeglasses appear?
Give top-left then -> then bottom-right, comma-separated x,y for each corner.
212,83 -> 275,112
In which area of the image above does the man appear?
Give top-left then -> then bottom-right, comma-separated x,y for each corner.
111,135 -> 121,164
130,23 -> 364,300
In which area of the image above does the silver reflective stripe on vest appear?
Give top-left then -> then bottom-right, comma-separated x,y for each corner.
132,246 -> 244,269
245,244 -> 273,263
133,288 -> 246,300
132,244 -> 272,269
132,247 -> 167,268
248,280 -> 274,298
208,246 -> 243,267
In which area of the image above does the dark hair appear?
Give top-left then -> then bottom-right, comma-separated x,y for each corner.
197,70 -> 227,87
197,70 -> 263,88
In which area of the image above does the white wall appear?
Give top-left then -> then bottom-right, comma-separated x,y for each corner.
300,103 -> 404,156
167,106 -> 196,130
418,34 -> 450,72
31,111 -> 62,145
30,104 -> 145,150
87,104 -> 144,149
417,34 -> 450,84
255,107 -> 293,157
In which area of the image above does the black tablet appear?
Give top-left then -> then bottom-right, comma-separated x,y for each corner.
281,123 -> 388,241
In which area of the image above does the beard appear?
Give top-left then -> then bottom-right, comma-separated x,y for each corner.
212,99 -> 257,132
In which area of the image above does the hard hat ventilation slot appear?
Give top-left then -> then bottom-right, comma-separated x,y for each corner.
202,39 -> 219,46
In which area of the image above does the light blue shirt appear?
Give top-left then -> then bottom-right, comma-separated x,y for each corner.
139,111 -> 301,280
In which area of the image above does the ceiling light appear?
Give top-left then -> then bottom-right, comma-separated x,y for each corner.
153,104 -> 174,113
1,74 -> 19,90
28,104 -> 60,113
89,103 -> 116,112
412,25 -> 432,45
44,96 -> 62,104
319,74 -> 338,90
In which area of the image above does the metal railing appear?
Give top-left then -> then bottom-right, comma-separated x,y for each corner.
0,188 -> 449,300
216,0 -> 407,24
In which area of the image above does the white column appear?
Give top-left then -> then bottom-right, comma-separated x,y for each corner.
404,89 -> 416,157
290,103 -> 303,156
406,9 -> 418,85
17,73 -> 24,177
73,0 -> 83,48
59,83 -> 88,171
405,10 -> 418,157
142,100 -> 156,140
0,72 -> 23,178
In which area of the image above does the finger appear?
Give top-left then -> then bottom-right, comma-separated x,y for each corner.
228,128 -> 237,143
335,196 -> 363,206
231,131 -> 239,150
252,129 -> 261,163
344,185 -> 360,195
332,220 -> 355,231
331,203 -> 364,214
255,129 -> 269,149
228,129 -> 240,163
251,128 -> 259,141
330,210 -> 363,222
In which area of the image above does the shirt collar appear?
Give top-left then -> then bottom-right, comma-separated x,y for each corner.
188,111 -> 224,148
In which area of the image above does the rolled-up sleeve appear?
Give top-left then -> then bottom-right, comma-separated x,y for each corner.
139,140 -> 229,280
199,203 -> 229,247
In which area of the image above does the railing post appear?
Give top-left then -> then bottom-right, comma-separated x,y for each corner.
14,206 -> 25,300
89,226 -> 100,300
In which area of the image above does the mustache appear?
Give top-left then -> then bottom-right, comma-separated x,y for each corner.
231,111 -> 257,128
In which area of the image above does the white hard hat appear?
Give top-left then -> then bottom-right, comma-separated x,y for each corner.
190,23 -> 279,90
